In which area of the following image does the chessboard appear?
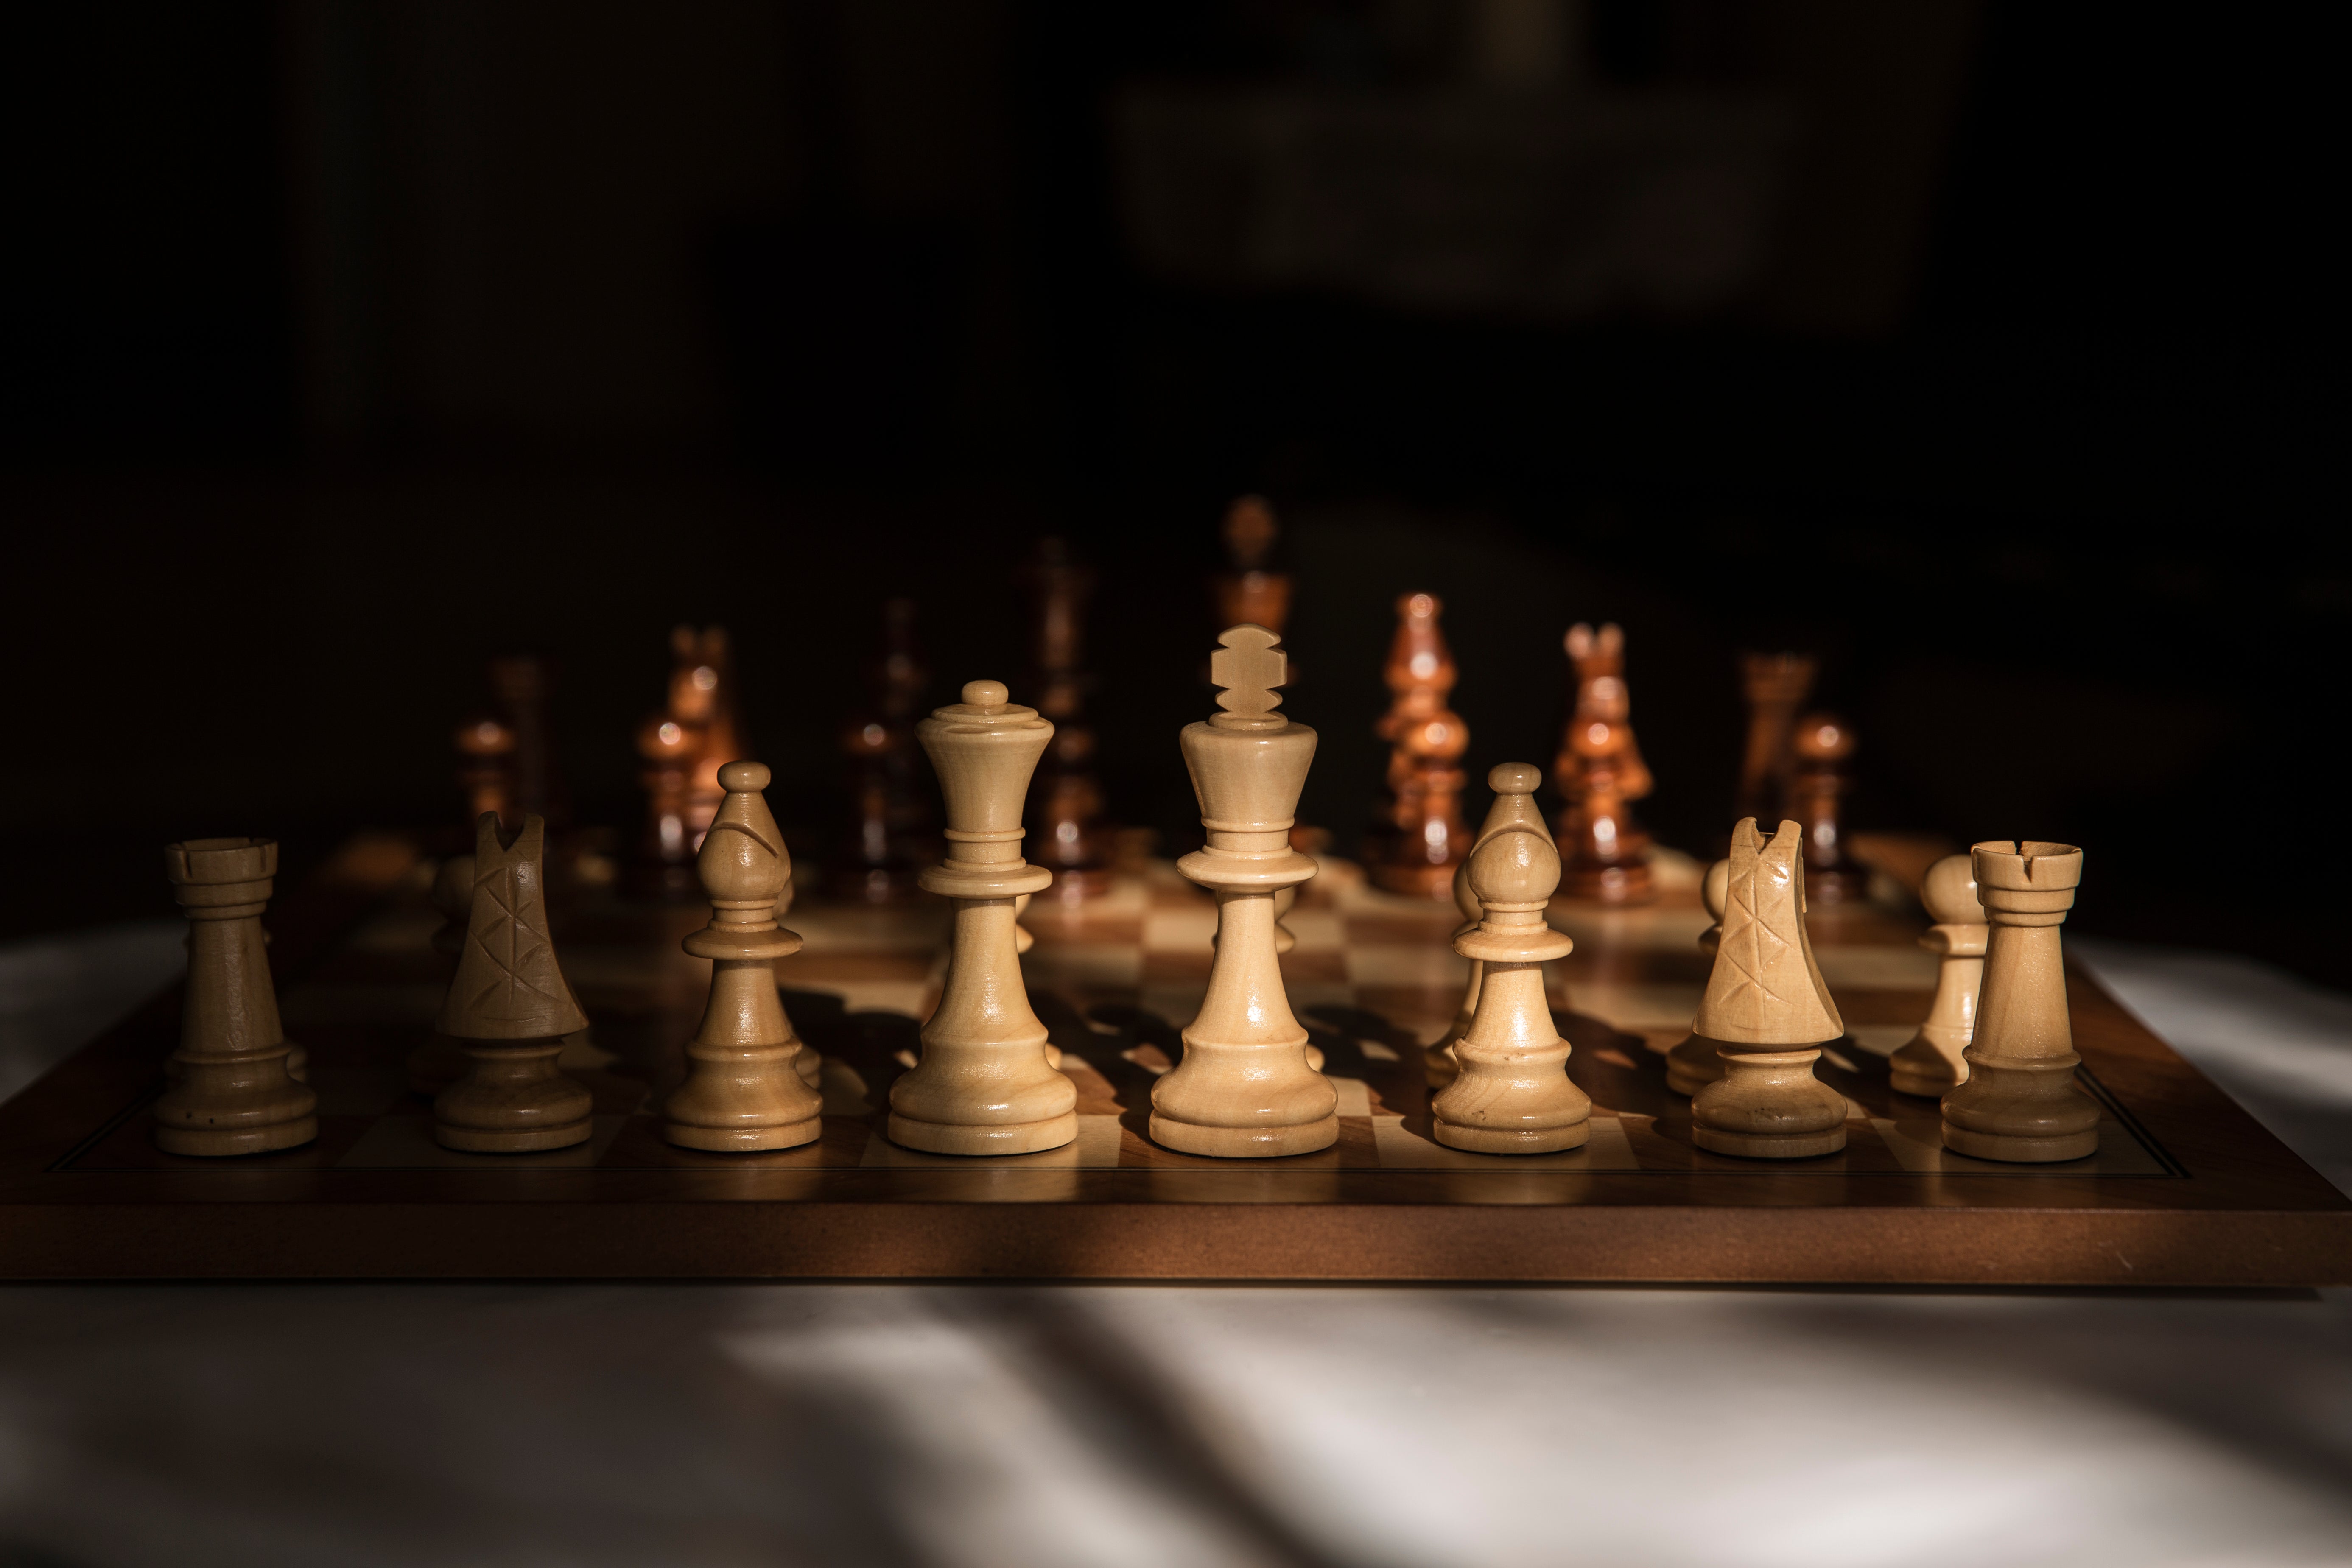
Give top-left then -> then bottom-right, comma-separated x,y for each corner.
2,833 -> 2345,1285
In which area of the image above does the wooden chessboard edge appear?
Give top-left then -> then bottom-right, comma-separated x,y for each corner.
5,829 -> 2349,1287
1,1202 -> 2346,1286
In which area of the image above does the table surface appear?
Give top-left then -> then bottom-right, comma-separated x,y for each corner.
2,922 -> 2349,1567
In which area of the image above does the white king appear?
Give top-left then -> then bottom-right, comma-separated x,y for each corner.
1149,625 -> 1337,1157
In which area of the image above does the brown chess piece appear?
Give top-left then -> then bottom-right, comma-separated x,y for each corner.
827,597 -> 935,903
1554,623 -> 1656,904
1734,652 -> 1818,826
1212,495 -> 1293,634
487,655 -> 563,827
669,627 -> 745,847
154,838 -> 318,1156
453,714 -> 517,831
1787,713 -> 1868,904
1211,496 -> 1324,855
433,813 -> 596,1153
1025,539 -> 1113,902
631,710 -> 703,901
1367,593 -> 1471,899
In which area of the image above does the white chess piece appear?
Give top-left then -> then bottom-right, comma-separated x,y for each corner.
1431,824 -> 1590,1152
1687,818 -> 1849,1159
1149,626 -> 1335,1157
1939,842 -> 2099,1162
1664,856 -> 1733,1093
887,682 -> 1077,1155
1889,853 -> 1987,1096
1428,762 -> 1549,1089
662,762 -> 825,1151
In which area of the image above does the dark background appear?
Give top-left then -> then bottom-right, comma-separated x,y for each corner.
2,3 -> 2338,980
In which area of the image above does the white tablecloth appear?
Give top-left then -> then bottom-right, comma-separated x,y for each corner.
2,925 -> 2348,1568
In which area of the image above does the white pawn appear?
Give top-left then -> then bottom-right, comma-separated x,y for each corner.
1428,762 -> 1549,1090
1663,855 -> 1733,1093
1889,853 -> 1987,1096
1431,825 -> 1589,1152
663,761 -> 825,1150
888,682 -> 1077,1155
1150,626 -> 1334,1157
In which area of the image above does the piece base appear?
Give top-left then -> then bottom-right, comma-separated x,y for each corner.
794,1051 -> 823,1088
1664,1032 -> 1728,1095
154,1117 -> 319,1158
884,1112 -> 1077,1157
1690,1124 -> 1848,1160
435,1116 -> 593,1154
1888,1064 -> 1963,1098
1664,1059 -> 1722,1095
1424,1045 -> 1461,1090
1939,1124 -> 2098,1163
663,1118 -> 822,1152
1433,1118 -> 1591,1154
1148,1113 -> 1340,1159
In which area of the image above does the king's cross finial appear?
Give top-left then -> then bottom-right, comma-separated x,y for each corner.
1211,624 -> 1286,726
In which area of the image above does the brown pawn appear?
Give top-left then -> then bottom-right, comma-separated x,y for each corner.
1431,825 -> 1590,1153
453,714 -> 517,831
1788,713 -> 1868,903
1554,623 -> 1656,904
631,711 -> 703,900
487,654 -> 562,827
1367,592 -> 1471,899
1428,761 -> 1549,1089
826,598 -> 935,903
406,853 -> 477,1094
1025,539 -> 1114,902
1734,652 -> 1819,825
155,839 -> 317,1156
1213,496 -> 1294,637
669,627 -> 745,846
433,813 -> 596,1153
1939,842 -> 2100,1162
1687,818 -> 1851,1159
664,762 -> 825,1151
1213,498 -> 1325,855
